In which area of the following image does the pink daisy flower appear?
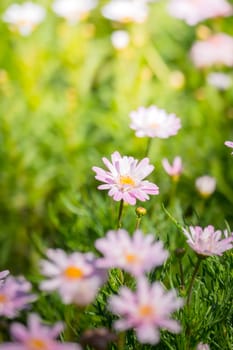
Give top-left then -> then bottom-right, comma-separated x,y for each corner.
129,106 -> 181,139
95,229 -> 168,277
0,270 -> 9,287
182,225 -> 233,256
0,275 -> 36,318
0,313 -> 81,350
225,140 -> 233,154
197,343 -> 210,350
92,151 -> 159,205
162,156 -> 183,181
109,277 -> 183,344
167,0 -> 232,26
190,33 -> 233,68
40,249 -> 105,305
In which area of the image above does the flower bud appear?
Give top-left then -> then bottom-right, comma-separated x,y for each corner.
135,207 -> 147,218
80,328 -> 117,350
174,247 -> 186,258
195,175 -> 216,198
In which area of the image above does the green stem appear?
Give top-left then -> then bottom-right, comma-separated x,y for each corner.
178,258 -> 185,290
117,199 -> 124,229
135,217 -> 141,230
169,179 -> 178,208
117,331 -> 126,350
145,137 -> 152,157
186,257 -> 202,307
144,46 -> 170,83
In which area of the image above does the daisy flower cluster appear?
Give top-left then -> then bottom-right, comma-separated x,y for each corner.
167,0 -> 233,96
2,0 -> 158,36
167,0 -> 232,26
95,229 -> 183,344
91,105 -> 184,344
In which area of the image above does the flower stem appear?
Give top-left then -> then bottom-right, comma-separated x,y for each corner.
135,217 -> 141,230
117,331 -> 126,350
145,137 -> 152,157
117,199 -> 124,229
186,257 -> 202,307
178,258 -> 185,290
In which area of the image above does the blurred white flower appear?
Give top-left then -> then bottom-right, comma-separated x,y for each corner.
190,33 -> 233,68
168,0 -> 232,26
130,105 -> 181,138
207,72 -> 232,90
52,0 -> 97,24
102,0 -> 148,23
111,30 -> 130,50
3,2 -> 46,36
195,175 -> 216,198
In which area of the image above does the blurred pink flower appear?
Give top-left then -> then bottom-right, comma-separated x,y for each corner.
109,277 -> 183,344
168,0 -> 232,26
225,140 -> 233,154
190,33 -> 233,68
0,270 -> 9,287
197,343 -> 210,350
102,0 -> 148,23
207,72 -> 232,90
92,151 -> 159,205
40,249 -> 105,305
195,175 -> 216,198
0,276 -> 36,318
95,229 -> 168,276
129,106 -> 181,138
52,0 -> 97,24
162,156 -> 183,180
3,2 -> 46,36
182,225 -> 233,256
0,313 -> 81,350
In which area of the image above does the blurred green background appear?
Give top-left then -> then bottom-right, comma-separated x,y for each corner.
0,0 -> 233,274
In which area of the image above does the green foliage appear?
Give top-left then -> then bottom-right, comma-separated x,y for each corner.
0,0 -> 233,349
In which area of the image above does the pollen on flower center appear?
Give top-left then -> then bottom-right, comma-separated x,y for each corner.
64,266 -> 84,279
119,175 -> 135,186
125,253 -> 139,264
28,339 -> 47,350
122,16 -> 132,23
138,304 -> 154,317
0,294 -> 7,303
150,122 -> 159,129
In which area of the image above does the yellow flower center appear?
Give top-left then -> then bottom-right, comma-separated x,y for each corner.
139,304 -> 154,317
64,266 -> 84,279
28,339 -> 47,350
121,16 -> 132,23
125,253 -> 139,264
0,294 -> 7,303
150,122 -> 159,129
119,176 -> 135,186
